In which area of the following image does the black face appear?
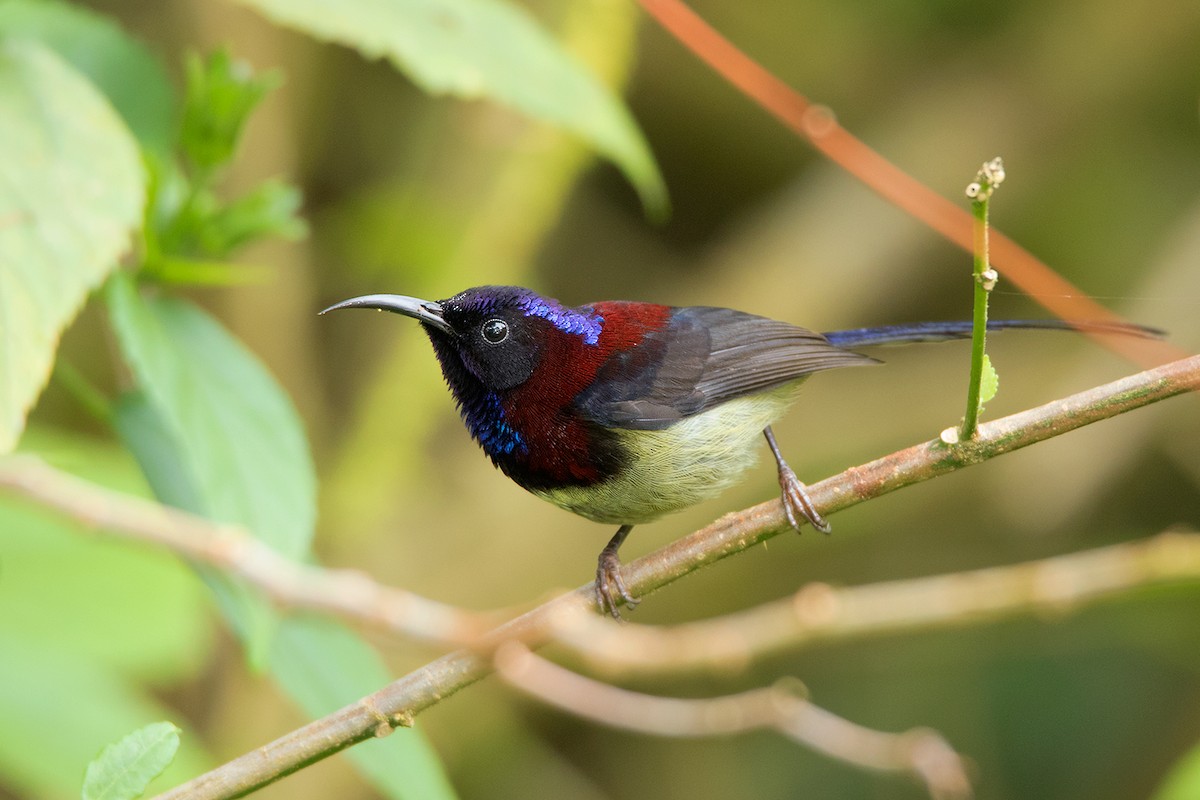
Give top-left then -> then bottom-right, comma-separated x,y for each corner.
436,288 -> 546,392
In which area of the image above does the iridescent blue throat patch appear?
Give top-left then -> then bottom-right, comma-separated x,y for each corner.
469,391 -> 526,458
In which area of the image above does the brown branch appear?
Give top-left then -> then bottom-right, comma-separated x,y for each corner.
494,643 -> 972,800
634,0 -> 1185,367
547,530 -> 1200,675
146,355 -> 1198,800
0,457 -> 492,646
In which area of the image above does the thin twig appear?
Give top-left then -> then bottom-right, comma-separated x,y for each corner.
634,0 -> 1184,367
494,643 -> 972,800
145,355 -> 1198,800
546,530 -> 1200,675
0,457 -> 493,646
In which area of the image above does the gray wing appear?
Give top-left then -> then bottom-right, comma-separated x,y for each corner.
576,306 -> 878,430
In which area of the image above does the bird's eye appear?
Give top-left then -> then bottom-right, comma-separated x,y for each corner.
481,318 -> 509,344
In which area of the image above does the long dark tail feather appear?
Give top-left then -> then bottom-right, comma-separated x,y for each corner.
822,319 -> 1165,349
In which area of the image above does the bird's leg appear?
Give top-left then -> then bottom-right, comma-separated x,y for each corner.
595,524 -> 638,619
763,426 -> 832,534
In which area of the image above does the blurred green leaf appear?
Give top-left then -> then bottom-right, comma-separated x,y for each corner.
107,275 -> 316,661
143,156 -> 190,248
198,178 -> 306,254
155,178 -> 305,267
112,390 -> 276,657
0,485 -> 211,680
112,399 -> 458,800
82,722 -> 180,800
230,0 -> 668,217
272,618 -> 460,800
0,0 -> 175,153
979,353 -> 999,406
150,51 -> 304,280
0,40 -> 143,454
106,276 -> 315,563
0,637 -> 210,800
111,393 -> 206,516
1,426 -> 211,680
180,48 -> 280,174
112,398 -> 456,800
1152,739 -> 1200,800
104,287 -> 454,796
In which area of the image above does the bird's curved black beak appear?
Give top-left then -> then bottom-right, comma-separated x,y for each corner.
319,294 -> 453,335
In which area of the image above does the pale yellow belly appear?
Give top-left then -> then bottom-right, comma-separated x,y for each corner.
534,383 -> 804,525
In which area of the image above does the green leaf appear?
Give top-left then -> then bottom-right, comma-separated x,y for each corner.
154,178 -> 305,267
112,395 -> 457,799
0,441 -> 211,679
0,40 -> 144,454
107,274 -> 316,661
82,722 -> 180,800
231,0 -> 667,217
0,637 -> 210,800
113,391 -> 276,656
979,353 -> 999,406
272,618 -> 459,800
111,393 -> 207,517
110,393 -> 455,799
103,274 -> 452,799
180,48 -> 280,174
198,178 -> 306,255
0,0 -> 175,153
107,276 -> 315,563
1153,739 -> 1200,800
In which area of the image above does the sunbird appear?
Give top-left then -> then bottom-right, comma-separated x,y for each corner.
323,286 -> 1156,617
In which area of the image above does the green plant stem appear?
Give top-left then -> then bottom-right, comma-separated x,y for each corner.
143,353 -> 1200,800
960,195 -> 991,440
51,361 -> 113,425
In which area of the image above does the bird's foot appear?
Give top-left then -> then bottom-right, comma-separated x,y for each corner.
595,549 -> 638,620
777,464 -> 832,534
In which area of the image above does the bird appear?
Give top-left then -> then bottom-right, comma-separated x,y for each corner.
321,285 -> 1158,618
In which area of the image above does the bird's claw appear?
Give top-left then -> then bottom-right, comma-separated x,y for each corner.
778,464 -> 832,534
595,550 -> 638,619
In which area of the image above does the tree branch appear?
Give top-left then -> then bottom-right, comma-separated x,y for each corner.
0,457 -> 493,646
494,643 -> 972,800
634,0 -> 1186,367
140,355 -> 1197,799
546,529 -> 1200,675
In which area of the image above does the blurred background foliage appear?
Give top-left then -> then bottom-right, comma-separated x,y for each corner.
2,0 -> 1200,798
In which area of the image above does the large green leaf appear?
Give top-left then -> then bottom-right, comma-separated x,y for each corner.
112,390 -> 272,655
108,444 -> 461,800
0,0 -> 175,153
107,276 -> 315,562
272,618 -> 459,800
82,722 -> 181,800
0,40 -> 143,454
105,277 -> 453,798
230,0 -> 667,217
107,275 -> 316,659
